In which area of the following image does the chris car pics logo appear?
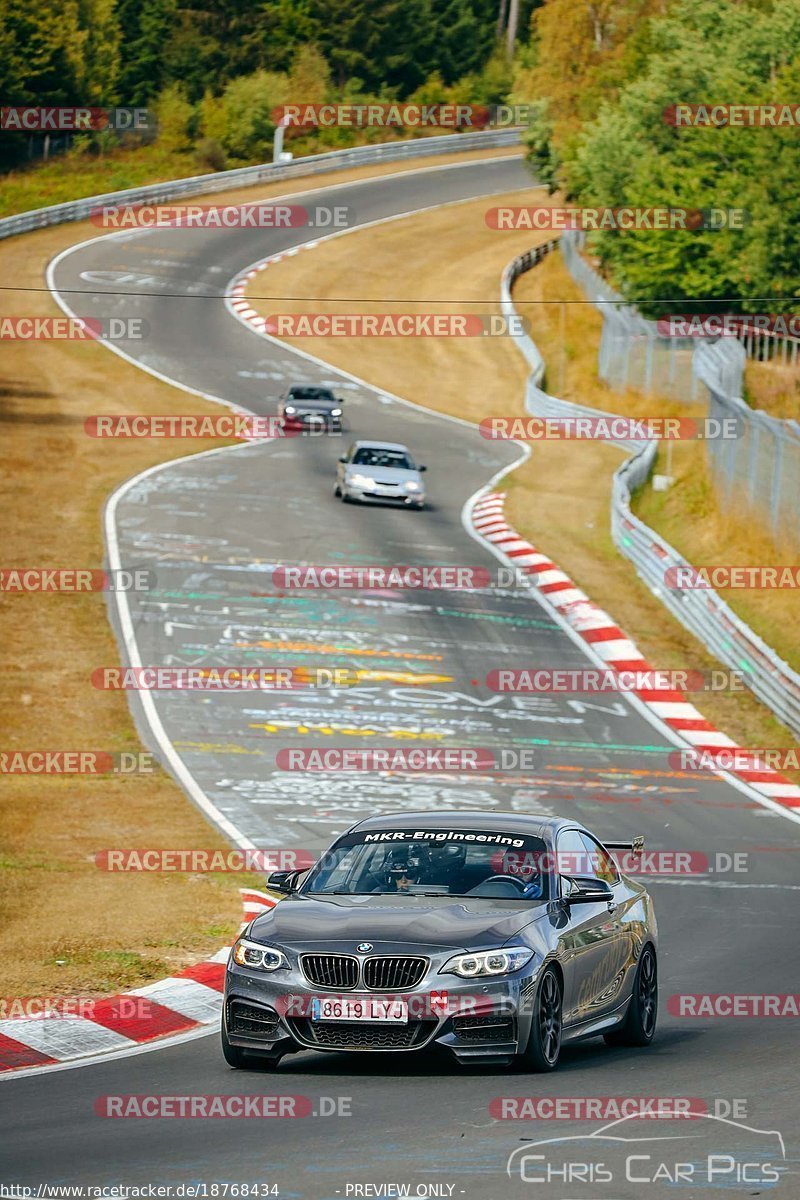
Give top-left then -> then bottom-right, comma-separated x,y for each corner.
506,1112 -> 786,1193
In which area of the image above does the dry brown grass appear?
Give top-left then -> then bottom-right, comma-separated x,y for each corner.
0,147 -> 523,999
245,196 -> 799,775
744,358 -> 800,420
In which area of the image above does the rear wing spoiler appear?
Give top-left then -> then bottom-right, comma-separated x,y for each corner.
604,836 -> 645,853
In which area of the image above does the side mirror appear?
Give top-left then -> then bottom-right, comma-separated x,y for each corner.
418,464 -> 427,472
336,397 -> 345,404
563,876 -> 613,905
338,454 -> 347,463
267,869 -> 301,894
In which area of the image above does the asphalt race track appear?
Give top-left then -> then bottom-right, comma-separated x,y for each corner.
2,156 -> 799,1198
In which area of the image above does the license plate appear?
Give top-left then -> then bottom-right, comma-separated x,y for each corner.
310,996 -> 408,1023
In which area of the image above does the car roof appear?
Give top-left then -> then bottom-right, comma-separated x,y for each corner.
345,810 -> 587,841
350,440 -> 410,452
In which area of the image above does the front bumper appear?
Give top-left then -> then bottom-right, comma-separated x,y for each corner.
224,957 -> 537,1064
344,482 -> 425,506
281,414 -> 341,431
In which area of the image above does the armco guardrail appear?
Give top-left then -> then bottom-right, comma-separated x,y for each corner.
502,243 -> 800,739
0,129 -> 522,241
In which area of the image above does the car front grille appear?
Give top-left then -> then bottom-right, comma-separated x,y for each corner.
227,1000 -> 280,1039
363,956 -> 427,991
290,1019 -> 436,1051
300,954 -> 428,991
301,954 -> 359,990
452,1013 -> 516,1042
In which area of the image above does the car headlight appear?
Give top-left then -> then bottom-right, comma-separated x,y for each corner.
284,406 -> 296,415
348,473 -> 375,487
405,481 -> 421,491
231,938 -> 289,971
331,408 -> 342,416
439,946 -> 534,978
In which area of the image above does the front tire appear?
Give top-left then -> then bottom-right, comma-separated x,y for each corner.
604,943 -> 657,1048
221,1019 -> 282,1070
519,965 -> 562,1072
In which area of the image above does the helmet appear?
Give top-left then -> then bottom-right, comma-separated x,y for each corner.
383,846 -> 426,889
425,842 -> 467,877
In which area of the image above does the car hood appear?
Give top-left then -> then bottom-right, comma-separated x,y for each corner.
248,893 -> 545,951
346,466 -> 419,483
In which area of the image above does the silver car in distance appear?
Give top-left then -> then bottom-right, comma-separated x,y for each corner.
335,440 -> 427,509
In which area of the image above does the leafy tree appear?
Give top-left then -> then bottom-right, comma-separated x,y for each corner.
116,0 -> 177,104
0,0 -> 86,167
214,70 -> 289,160
570,0 -> 800,312
78,0 -> 121,103
287,43 -> 331,103
154,83 -> 194,152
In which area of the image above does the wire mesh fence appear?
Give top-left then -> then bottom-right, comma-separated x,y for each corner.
559,231 -> 800,546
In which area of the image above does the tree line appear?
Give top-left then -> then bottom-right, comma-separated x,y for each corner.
525,0 -> 800,314
0,0 -> 540,168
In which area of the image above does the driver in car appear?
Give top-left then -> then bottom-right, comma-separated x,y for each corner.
419,842 -> 468,891
383,847 -> 427,892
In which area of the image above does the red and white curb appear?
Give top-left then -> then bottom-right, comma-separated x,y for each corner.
227,244 -> 314,334
471,492 -> 800,813
0,889 -> 277,1074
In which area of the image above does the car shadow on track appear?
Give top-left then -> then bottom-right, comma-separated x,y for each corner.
335,499 -> 435,513
229,1028 -> 701,1079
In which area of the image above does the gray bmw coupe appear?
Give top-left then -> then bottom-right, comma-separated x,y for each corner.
222,811 -> 658,1072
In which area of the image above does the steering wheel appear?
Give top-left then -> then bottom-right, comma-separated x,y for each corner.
476,873 -> 528,893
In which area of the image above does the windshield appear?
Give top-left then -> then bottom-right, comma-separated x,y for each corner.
289,387 -> 334,401
302,830 -> 551,900
352,448 -> 413,470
